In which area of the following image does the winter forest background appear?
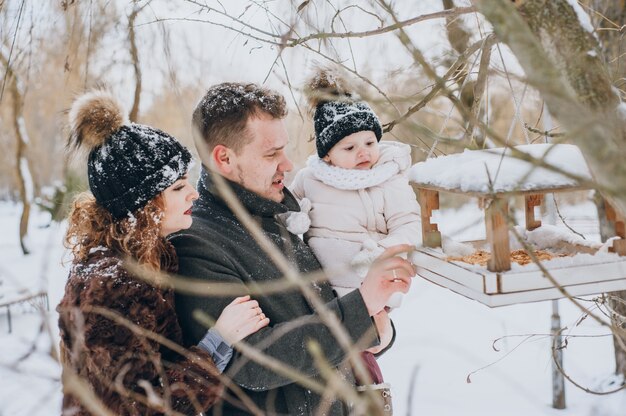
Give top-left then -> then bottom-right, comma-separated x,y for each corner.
1,0 -> 626,415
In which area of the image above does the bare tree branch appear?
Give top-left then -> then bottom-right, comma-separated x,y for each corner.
127,1 -> 146,122
289,6 -> 476,46
384,36 -> 485,132
466,34 -> 496,144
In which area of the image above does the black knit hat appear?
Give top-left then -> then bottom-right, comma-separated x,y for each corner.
307,69 -> 383,158
68,91 -> 192,219
313,100 -> 383,158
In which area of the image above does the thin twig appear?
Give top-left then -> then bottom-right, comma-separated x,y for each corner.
289,6 -> 476,46
466,34 -> 496,143
551,326 -> 626,395
466,335 -> 536,383
87,306 -> 264,415
191,136 -> 375,405
384,37 -> 485,132
1,0 -> 25,102
507,221 -> 613,329
551,194 -> 587,240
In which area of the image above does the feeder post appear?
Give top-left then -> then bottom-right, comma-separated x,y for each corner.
551,300 -> 566,409
525,194 -> 544,231
543,111 -> 566,409
485,197 -> 511,272
605,200 -> 626,256
419,188 -> 442,248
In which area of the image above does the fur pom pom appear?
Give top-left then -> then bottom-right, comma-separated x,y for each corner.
68,90 -> 128,151
285,211 -> 311,235
285,198 -> 312,235
306,68 -> 352,109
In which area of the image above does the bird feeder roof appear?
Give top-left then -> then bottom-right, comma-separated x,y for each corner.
409,143 -> 592,196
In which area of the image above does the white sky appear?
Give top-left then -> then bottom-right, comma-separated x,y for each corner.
133,0 -> 455,103
0,0 -> 527,116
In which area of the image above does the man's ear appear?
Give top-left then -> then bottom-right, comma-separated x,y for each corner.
211,144 -> 234,176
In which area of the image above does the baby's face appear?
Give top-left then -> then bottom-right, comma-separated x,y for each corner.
323,130 -> 380,170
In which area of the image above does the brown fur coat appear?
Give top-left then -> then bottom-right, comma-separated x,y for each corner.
57,244 -> 222,415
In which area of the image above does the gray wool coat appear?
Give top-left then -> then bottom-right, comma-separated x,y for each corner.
170,168 -> 385,415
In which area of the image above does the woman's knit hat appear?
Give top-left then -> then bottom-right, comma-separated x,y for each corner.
307,69 -> 382,158
68,91 -> 191,219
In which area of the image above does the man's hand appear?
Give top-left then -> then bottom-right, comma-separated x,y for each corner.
359,244 -> 415,316
366,310 -> 393,354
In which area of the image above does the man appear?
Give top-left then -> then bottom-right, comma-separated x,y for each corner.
171,82 -> 414,415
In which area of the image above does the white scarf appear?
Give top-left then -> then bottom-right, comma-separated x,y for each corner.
307,141 -> 410,190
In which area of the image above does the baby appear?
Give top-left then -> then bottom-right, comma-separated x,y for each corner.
289,69 -> 422,307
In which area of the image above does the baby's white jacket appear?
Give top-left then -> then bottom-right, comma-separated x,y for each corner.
289,141 -> 422,297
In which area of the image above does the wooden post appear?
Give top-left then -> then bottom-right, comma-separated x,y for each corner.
485,197 -> 511,272
525,194 -> 543,231
551,300 -> 566,409
419,188 -> 442,248
605,200 -> 626,256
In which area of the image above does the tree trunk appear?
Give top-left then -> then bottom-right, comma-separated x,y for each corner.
589,1 -> 626,86
590,0 -> 626,382
472,0 -> 626,380
128,2 -> 144,122
442,0 -> 482,140
1,46 -> 34,255
473,0 -> 626,211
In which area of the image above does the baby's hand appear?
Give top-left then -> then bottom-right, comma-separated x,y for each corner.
351,239 -> 385,277
214,295 -> 269,345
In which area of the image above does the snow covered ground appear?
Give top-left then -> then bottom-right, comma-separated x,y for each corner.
1,199 -> 625,415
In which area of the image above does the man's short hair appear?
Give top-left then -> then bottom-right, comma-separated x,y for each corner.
192,82 -> 287,154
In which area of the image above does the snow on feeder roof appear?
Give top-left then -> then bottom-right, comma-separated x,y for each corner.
409,143 -> 592,196
408,143 -> 626,307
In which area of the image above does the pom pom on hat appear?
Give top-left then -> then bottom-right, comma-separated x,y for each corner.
68,90 -> 128,151
306,68 -> 352,109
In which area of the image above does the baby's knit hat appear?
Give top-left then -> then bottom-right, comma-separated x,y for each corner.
308,69 -> 382,158
68,90 -> 191,219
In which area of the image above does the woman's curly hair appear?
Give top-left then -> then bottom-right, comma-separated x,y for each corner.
64,192 -> 174,271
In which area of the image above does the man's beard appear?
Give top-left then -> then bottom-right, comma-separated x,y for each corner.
236,168 -> 284,201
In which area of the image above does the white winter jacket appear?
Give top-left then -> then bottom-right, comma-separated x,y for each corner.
290,141 -> 422,296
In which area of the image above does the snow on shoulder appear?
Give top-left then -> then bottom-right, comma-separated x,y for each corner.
409,143 -> 592,195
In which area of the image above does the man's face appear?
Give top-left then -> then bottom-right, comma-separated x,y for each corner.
230,114 -> 293,202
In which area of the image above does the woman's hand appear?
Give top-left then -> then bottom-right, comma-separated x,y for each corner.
365,310 -> 393,354
214,295 -> 269,345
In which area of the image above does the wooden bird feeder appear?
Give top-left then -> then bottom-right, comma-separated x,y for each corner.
409,144 -> 626,307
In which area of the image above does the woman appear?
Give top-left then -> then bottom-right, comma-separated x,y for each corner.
57,91 -> 269,415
